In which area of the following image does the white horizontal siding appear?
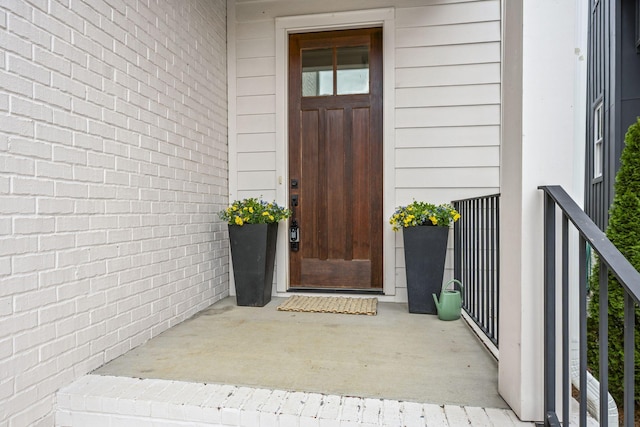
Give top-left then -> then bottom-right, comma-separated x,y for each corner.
238,189 -> 277,200
236,57 -> 275,78
237,133 -> 276,153
396,42 -> 500,68
396,21 -> 500,48
396,167 -> 499,188
396,105 -> 500,128
396,146 -> 499,168
237,95 -> 275,115
237,152 -> 276,170
395,0 -> 500,27
238,171 -> 276,189
236,114 -> 275,133
396,63 -> 500,87
237,38 -> 276,58
395,126 -> 499,148
395,187 -> 499,205
237,76 -> 276,96
230,0 -> 501,299
396,84 -> 500,107
236,20 -> 275,40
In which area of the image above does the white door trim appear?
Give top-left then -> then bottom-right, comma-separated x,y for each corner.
274,8 -> 396,295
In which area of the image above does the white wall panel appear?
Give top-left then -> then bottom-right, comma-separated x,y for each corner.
237,38 -> 276,58
396,105 -> 500,128
396,42 -> 500,68
237,76 -> 276,96
396,167 -> 499,188
236,57 -> 276,78
396,21 -> 500,47
237,95 -> 276,115
396,84 -> 500,107
396,146 -> 499,168
236,114 -> 275,133
237,133 -> 276,152
396,63 -> 500,87
236,20 -> 275,39
238,171 -> 276,189
229,0 -> 501,300
395,126 -> 499,148
237,152 -> 276,170
395,187 -> 499,205
238,189 -> 277,200
395,1 -> 500,27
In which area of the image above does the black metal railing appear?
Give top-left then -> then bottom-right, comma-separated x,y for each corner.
452,193 -> 500,347
540,185 -> 640,427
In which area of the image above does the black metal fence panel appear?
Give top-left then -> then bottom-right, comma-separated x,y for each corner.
452,194 -> 500,347
539,185 -> 640,427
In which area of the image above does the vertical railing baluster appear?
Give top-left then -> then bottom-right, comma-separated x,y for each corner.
543,192 -> 556,424
495,196 -> 500,346
579,238 -> 587,427
599,262 -> 608,427
561,214 -> 569,427
490,196 -> 496,341
623,292 -> 635,427
452,194 -> 500,348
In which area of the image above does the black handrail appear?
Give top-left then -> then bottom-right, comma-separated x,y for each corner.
539,185 -> 640,427
452,193 -> 500,348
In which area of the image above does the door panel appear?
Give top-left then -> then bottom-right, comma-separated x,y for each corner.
289,28 -> 382,290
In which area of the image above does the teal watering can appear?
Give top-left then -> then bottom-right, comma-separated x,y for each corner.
432,279 -> 463,321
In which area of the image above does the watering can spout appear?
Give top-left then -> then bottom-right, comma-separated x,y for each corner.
433,279 -> 463,321
432,293 -> 441,310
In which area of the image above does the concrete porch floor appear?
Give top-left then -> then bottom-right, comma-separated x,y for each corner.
93,296 -> 507,410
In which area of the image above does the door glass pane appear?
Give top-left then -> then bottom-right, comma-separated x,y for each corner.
302,48 -> 333,97
337,46 -> 369,95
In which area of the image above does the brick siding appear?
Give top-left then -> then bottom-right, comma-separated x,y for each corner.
0,1 -> 228,425
55,375 -> 535,427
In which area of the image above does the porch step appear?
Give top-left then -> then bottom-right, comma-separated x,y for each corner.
55,374 -> 534,427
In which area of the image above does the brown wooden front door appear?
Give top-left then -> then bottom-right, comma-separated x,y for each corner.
288,28 -> 383,290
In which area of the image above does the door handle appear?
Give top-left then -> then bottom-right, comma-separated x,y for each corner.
290,193 -> 299,252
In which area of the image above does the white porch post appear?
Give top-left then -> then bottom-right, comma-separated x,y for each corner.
499,0 -> 587,421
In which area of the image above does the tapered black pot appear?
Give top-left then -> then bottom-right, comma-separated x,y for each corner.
228,223 -> 278,307
403,225 -> 449,314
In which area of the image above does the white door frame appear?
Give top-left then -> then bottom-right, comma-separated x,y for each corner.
274,8 -> 396,295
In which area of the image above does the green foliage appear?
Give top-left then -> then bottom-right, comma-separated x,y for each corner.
587,117 -> 640,405
218,198 -> 290,226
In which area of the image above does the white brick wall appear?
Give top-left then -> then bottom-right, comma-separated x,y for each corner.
0,1 -> 228,425
55,375 -> 535,427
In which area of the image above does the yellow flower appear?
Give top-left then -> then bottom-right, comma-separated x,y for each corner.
262,211 -> 269,216
429,216 -> 438,225
269,215 -> 274,221
234,216 -> 243,226
453,213 -> 461,222
249,207 -> 254,213
231,206 -> 237,211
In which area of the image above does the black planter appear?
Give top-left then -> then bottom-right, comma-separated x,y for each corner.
228,223 -> 278,307
402,225 -> 449,314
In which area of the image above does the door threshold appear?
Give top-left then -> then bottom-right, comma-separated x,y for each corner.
287,287 -> 384,295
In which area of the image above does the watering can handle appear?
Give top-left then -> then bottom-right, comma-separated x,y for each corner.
443,279 -> 463,293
